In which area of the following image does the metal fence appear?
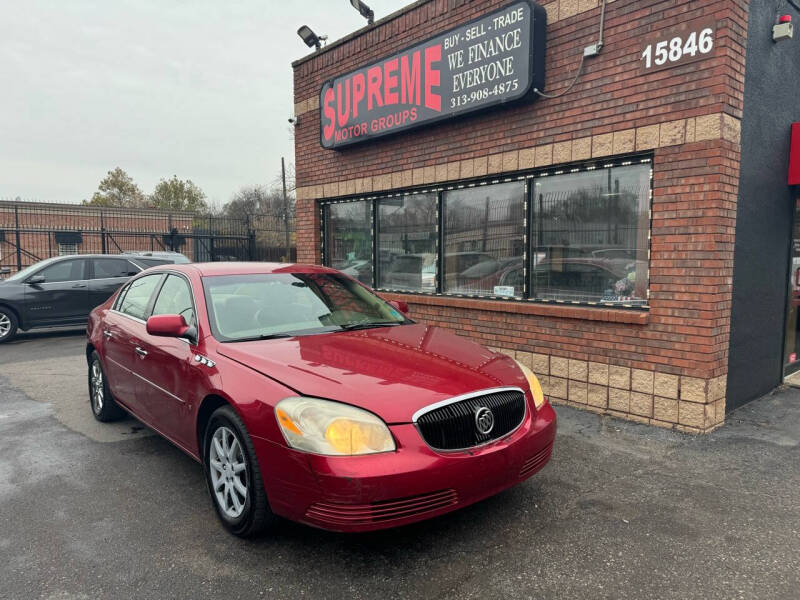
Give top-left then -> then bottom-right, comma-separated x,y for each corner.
0,201 -> 296,275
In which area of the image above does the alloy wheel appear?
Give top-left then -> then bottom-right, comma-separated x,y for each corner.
0,313 -> 10,339
209,426 -> 248,519
90,360 -> 104,413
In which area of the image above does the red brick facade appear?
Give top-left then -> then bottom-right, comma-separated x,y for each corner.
293,0 -> 749,432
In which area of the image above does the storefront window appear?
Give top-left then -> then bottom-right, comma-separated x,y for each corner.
530,164 -> 651,305
321,158 -> 652,307
324,200 -> 373,286
377,193 -> 437,292
442,181 -> 526,297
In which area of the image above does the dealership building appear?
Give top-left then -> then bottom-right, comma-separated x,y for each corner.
292,0 -> 800,432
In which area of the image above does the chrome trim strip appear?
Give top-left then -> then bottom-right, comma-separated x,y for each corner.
110,309 -> 146,325
130,370 -> 185,404
411,386 -> 524,423
107,357 -> 185,404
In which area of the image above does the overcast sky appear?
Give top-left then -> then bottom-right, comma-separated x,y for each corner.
1,0 -> 405,208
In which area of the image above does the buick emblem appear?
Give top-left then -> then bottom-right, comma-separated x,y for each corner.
474,406 -> 494,435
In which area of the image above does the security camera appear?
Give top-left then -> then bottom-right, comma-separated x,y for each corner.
288,115 -> 299,126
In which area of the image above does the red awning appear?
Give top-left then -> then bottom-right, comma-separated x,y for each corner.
791,123 -> 800,185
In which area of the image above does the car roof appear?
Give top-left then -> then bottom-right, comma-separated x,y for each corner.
121,251 -> 185,256
158,262 -> 340,277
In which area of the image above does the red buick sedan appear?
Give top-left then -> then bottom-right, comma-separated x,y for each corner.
86,263 -> 556,536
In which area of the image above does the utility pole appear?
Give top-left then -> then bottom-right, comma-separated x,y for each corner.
281,157 -> 291,261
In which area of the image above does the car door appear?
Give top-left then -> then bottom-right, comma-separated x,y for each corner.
88,257 -> 141,311
23,258 -> 89,326
103,273 -> 164,416
134,273 -> 198,447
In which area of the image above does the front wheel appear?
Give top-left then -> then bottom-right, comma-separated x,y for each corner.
0,307 -> 18,343
204,405 -> 273,537
88,352 -> 125,422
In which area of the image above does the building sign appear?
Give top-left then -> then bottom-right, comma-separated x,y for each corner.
790,123 -> 800,185
640,17 -> 717,73
320,0 -> 547,150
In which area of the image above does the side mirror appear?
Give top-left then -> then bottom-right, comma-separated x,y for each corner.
146,314 -> 197,343
388,300 -> 410,315
27,275 -> 45,285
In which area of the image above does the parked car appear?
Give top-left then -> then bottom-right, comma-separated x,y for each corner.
86,263 -> 556,537
120,251 -> 191,265
0,254 -> 161,343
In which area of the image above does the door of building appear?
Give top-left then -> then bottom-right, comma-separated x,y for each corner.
784,195 -> 800,377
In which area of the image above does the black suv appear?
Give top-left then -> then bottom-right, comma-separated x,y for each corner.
0,254 -> 177,343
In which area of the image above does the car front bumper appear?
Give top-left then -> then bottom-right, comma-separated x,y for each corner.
253,401 -> 557,532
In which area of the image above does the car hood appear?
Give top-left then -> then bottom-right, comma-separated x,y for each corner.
215,324 -> 528,423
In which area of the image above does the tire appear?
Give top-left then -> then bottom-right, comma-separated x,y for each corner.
88,351 -> 126,422
0,307 -> 18,343
204,405 -> 273,537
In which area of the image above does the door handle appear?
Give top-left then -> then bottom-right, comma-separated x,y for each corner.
135,347 -> 148,358
72,283 -> 87,289
103,331 -> 113,339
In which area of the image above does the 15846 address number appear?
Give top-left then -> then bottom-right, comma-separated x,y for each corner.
641,22 -> 716,72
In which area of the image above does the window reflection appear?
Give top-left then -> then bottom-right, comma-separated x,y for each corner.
442,181 -> 525,297
325,201 -> 373,286
531,165 -> 650,305
377,194 -> 437,292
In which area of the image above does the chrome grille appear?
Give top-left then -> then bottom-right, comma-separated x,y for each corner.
415,388 -> 526,451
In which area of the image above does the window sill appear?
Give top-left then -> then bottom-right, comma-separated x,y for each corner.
379,292 -> 650,325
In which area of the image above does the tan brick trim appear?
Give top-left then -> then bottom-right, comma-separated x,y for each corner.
498,348 -> 728,433
294,96 -> 319,118
296,113 -> 742,201
293,0 -> 617,116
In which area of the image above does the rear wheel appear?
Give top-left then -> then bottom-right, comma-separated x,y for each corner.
204,405 -> 273,537
88,352 -> 125,422
0,307 -> 18,343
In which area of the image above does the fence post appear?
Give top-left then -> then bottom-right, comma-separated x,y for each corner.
14,205 -> 22,271
209,215 -> 216,262
100,210 -> 107,254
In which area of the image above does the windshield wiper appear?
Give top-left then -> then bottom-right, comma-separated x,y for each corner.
231,332 -> 295,342
339,322 -> 404,332
259,332 -> 295,340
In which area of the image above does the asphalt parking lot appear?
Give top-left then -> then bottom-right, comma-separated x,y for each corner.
1,329 -> 799,600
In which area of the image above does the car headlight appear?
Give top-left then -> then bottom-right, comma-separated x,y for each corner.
515,359 -> 546,409
274,397 -> 396,456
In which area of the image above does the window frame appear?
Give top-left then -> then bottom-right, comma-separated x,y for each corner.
33,258 -> 87,284
88,257 -> 142,280
320,154 -> 653,310
114,273 -> 166,322
150,272 -> 198,329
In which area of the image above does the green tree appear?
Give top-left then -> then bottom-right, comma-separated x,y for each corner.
84,167 -> 147,207
150,176 -> 207,212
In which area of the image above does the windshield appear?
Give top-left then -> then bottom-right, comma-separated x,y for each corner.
202,272 -> 411,342
4,257 -> 61,282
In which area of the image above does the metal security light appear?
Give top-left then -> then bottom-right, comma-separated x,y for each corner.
297,25 -> 323,50
349,0 -> 374,24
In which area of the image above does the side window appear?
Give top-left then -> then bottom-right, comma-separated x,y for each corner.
133,258 -> 171,268
36,259 -> 85,283
92,258 -> 139,279
152,275 -> 196,326
113,282 -> 131,311
119,274 -> 163,321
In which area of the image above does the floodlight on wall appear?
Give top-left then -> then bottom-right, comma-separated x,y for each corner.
297,25 -> 323,50
349,0 -> 374,25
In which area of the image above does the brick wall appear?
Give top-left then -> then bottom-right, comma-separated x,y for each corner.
292,0 -> 750,432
